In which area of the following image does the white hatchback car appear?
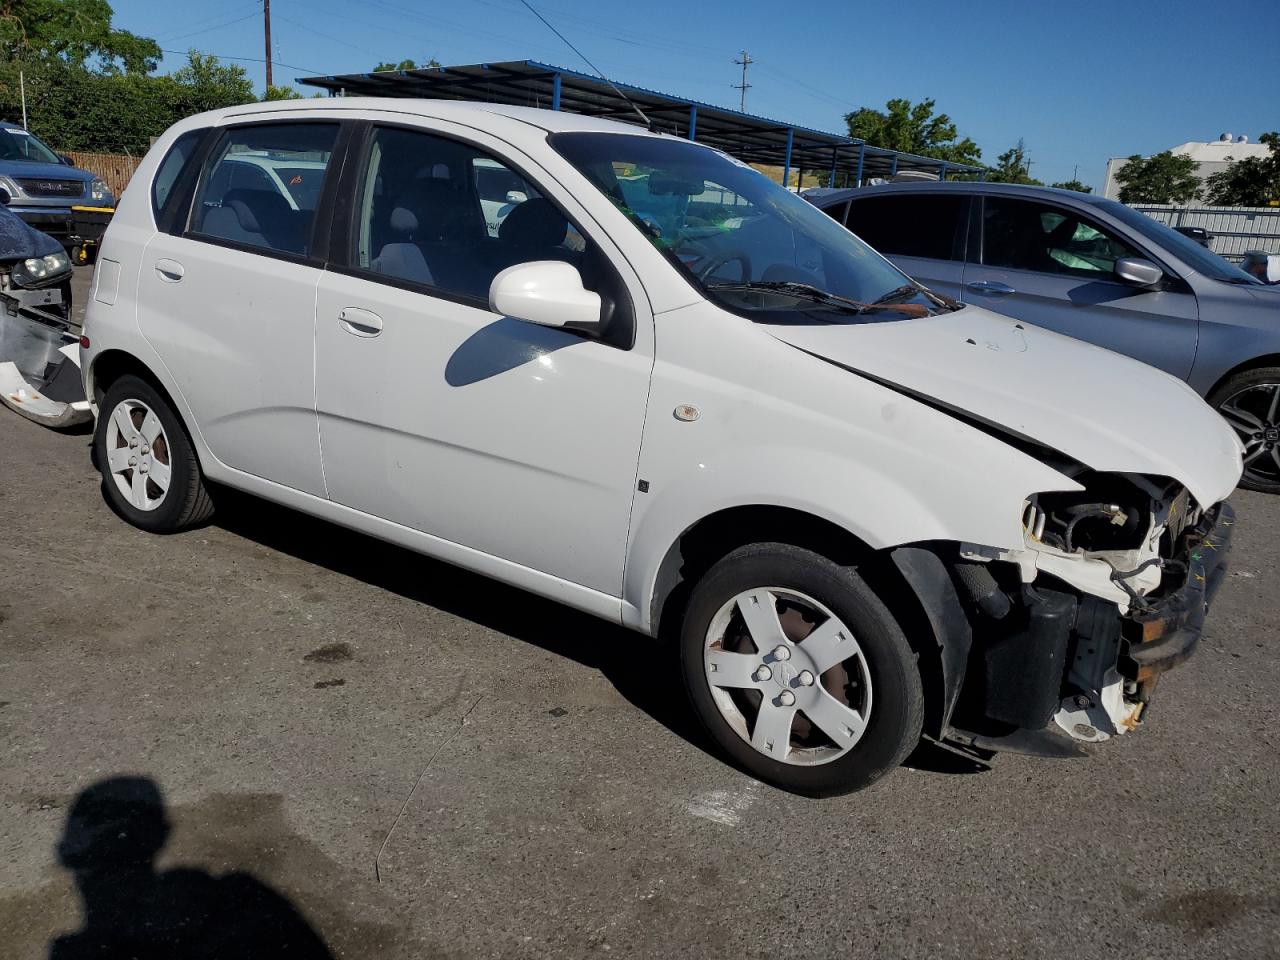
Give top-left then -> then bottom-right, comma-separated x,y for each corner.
83,100 -> 1242,795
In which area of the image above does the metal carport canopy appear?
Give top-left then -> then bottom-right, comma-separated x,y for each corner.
298,60 -> 986,185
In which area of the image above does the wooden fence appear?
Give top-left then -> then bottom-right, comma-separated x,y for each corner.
61,151 -> 142,200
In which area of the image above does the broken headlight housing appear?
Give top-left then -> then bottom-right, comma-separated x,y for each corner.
1023,473 -> 1191,556
11,250 -> 72,288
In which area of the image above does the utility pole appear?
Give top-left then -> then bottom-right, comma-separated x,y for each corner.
263,0 -> 273,89
732,50 -> 752,113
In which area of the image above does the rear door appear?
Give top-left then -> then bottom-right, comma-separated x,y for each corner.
841,191 -> 970,300
136,120 -> 343,496
963,195 -> 1198,379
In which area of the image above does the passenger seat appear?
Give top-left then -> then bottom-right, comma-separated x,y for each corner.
371,207 -> 433,284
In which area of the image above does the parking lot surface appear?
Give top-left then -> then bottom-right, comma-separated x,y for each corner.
2,266 -> 1278,958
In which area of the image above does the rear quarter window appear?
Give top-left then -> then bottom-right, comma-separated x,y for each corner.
151,130 -> 207,226
844,194 -> 968,261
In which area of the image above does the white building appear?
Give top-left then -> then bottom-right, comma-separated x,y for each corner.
1102,134 -> 1271,201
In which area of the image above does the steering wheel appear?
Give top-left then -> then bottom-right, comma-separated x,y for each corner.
695,249 -> 753,283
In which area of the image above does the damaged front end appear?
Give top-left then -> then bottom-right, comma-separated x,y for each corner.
0,249 -> 90,428
894,473 -> 1234,758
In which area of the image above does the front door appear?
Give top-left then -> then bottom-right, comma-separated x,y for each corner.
313,121 -> 653,596
136,120 -> 342,496
963,195 -> 1199,379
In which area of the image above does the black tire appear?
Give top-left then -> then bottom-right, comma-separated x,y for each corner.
94,374 -> 214,532
1207,365 -> 1280,494
679,543 -> 923,796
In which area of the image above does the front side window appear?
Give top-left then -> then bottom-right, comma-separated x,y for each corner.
551,132 -> 950,324
982,196 -> 1139,279
844,194 -> 967,261
190,123 -> 338,257
352,126 -> 589,301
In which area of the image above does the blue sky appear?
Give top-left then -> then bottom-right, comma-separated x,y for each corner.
111,0 -> 1280,188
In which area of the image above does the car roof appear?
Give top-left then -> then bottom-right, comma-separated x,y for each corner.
213,97 -> 671,140
810,180 -> 1113,209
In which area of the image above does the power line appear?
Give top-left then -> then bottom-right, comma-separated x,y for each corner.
275,14 -> 383,58
160,48 -> 323,76
515,0 -> 651,127
161,10 -> 260,44
157,1 -> 262,42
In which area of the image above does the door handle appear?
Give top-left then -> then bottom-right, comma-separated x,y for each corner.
966,280 -> 1016,295
338,307 -> 383,337
154,259 -> 184,282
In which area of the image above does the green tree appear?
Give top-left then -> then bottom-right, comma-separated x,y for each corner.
262,84 -> 301,101
372,57 -> 440,72
1203,132 -> 1280,206
168,50 -> 254,114
987,139 -> 1042,185
1114,151 -> 1201,204
844,97 -> 981,166
1050,178 -> 1092,193
0,0 -> 160,73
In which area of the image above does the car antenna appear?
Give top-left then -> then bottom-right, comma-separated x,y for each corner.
516,0 -> 655,130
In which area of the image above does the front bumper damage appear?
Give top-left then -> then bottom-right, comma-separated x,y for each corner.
893,500 -> 1234,758
0,282 -> 91,428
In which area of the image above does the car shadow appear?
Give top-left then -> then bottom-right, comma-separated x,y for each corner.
444,316 -> 580,386
209,486 -> 990,784
49,776 -> 334,959
209,485 -> 710,755
1065,279 -> 1145,306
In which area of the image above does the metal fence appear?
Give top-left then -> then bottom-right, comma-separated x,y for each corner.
1132,204 -> 1280,263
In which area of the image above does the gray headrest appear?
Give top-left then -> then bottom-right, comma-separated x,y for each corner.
389,206 -> 418,235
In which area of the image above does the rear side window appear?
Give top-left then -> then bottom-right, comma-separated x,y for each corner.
190,123 -> 339,258
151,130 -> 206,225
844,194 -> 967,261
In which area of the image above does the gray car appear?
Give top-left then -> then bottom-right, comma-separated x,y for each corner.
809,182 -> 1280,492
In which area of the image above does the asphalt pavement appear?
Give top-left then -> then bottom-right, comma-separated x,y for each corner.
1,265 -> 1277,959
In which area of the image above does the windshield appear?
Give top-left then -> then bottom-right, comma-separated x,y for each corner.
0,126 -> 62,164
550,132 -> 948,323
1102,200 -> 1261,285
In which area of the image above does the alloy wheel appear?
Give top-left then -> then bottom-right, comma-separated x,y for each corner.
1218,382 -> 1280,487
104,398 -> 172,512
703,587 -> 872,766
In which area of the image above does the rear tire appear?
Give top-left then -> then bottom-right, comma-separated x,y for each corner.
1208,366 -> 1280,494
679,543 -> 923,796
94,374 -> 214,532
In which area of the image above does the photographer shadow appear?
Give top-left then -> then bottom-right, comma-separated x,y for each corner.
50,776 -> 333,960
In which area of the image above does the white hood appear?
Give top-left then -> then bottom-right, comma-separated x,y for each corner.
765,306 -> 1242,508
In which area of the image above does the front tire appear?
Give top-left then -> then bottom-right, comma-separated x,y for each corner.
680,543 -> 923,796
1208,366 -> 1280,494
94,374 -> 214,532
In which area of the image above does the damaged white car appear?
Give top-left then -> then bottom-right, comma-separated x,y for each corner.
81,101 -> 1242,795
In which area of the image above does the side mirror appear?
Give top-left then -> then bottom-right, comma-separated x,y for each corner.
490,261 -> 601,331
57,154 -> 73,165
0,187 -> 9,205
505,190 -> 528,204
1115,257 -> 1163,287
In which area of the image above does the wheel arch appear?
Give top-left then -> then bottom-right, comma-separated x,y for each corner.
87,349 -> 208,474
88,349 -> 173,406
1204,353 -> 1280,404
647,504 -> 961,740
